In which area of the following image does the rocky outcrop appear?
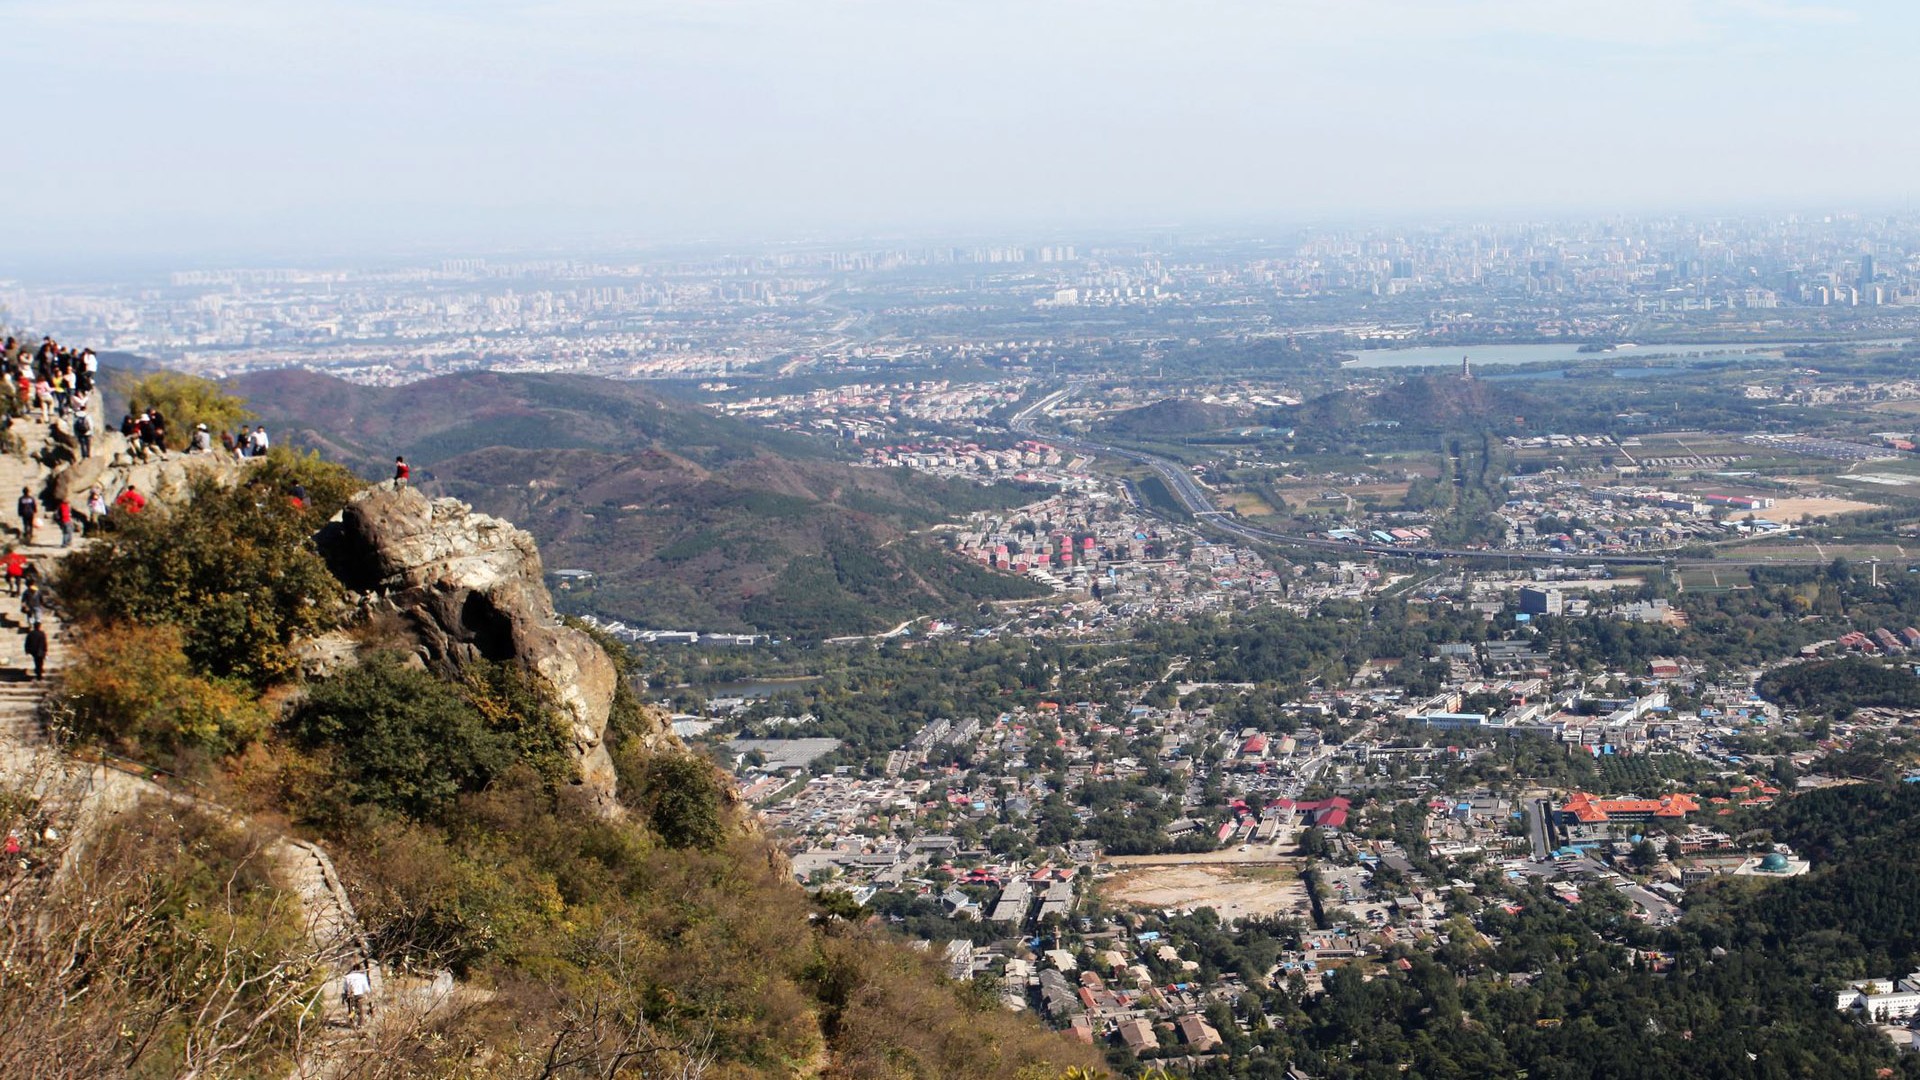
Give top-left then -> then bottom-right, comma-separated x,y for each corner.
318,485 -> 626,814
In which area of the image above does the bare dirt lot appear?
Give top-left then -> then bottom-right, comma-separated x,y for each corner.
1103,844 -> 1298,868
1222,491 -> 1277,516
1762,496 -> 1881,522
1101,860 -> 1310,922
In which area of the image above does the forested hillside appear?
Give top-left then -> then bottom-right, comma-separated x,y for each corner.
1096,398 -> 1245,437
232,368 -> 1048,635
1759,657 -> 1920,715
1177,782 -> 1920,1080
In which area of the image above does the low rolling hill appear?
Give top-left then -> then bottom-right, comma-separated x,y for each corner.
1097,396 -> 1246,437
1284,374 -> 1528,436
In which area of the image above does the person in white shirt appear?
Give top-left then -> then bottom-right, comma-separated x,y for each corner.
342,965 -> 372,1027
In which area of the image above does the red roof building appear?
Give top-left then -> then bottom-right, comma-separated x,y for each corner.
1557,791 -> 1700,826
1269,796 -> 1352,830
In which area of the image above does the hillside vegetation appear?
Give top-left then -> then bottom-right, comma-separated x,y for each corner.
233,369 -> 1047,634
1096,397 -> 1245,437
20,442 -> 1101,1079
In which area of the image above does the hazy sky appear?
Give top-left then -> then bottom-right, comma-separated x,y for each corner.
2,0 -> 1912,264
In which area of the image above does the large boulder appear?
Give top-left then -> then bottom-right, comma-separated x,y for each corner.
49,454 -> 109,504
319,486 -> 625,813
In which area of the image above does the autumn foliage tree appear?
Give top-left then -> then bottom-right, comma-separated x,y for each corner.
58,621 -> 269,757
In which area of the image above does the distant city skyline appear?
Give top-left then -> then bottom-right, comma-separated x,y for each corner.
3,0 -> 1914,265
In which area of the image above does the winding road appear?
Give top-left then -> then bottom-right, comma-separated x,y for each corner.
1010,389 -> 1672,567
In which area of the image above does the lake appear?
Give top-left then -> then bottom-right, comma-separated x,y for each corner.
1342,339 -> 1908,370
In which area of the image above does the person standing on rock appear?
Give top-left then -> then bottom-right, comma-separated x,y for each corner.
15,489 -> 35,544
189,423 -> 212,454
235,426 -> 252,459
394,456 -> 410,487
56,499 -> 72,549
85,487 -> 107,531
250,426 -> 270,456
23,623 -> 47,681
71,409 -> 92,461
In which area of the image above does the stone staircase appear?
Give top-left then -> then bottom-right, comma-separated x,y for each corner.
0,409 -> 100,746
0,401 -> 434,1076
0,405 -> 239,746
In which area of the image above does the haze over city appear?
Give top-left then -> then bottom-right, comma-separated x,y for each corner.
4,0 -> 1916,266
19,2 -> 1920,1077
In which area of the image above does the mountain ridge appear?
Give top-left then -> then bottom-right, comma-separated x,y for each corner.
234,368 -> 1048,634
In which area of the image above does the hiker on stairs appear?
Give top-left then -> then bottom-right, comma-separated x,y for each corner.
342,964 -> 373,1028
22,581 -> 43,627
24,623 -> 47,681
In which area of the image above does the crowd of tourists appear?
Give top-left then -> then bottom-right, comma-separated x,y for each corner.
119,409 -> 272,463
0,336 -> 140,679
1,335 -> 97,428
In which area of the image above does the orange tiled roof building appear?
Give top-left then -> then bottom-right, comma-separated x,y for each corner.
1557,791 -> 1700,826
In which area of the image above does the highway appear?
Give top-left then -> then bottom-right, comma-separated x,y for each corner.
1010,389 -> 1672,568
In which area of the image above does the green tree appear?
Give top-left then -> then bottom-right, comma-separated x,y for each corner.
250,446 -> 366,519
626,750 -> 731,850
115,371 -> 254,449
61,469 -> 353,687
286,653 -> 559,824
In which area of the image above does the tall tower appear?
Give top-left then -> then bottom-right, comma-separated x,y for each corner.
1461,355 -> 1472,380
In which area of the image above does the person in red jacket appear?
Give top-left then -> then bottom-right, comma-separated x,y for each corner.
2,550 -> 24,597
114,485 -> 147,514
394,456 -> 410,487
56,499 -> 73,548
